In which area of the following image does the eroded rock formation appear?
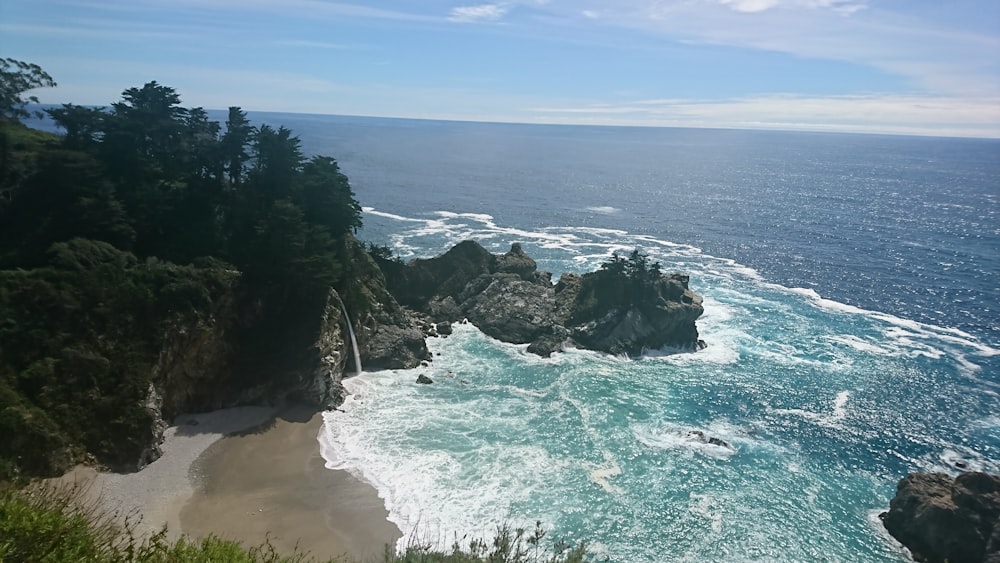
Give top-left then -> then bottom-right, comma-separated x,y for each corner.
881,471 -> 1000,563
377,240 -> 704,357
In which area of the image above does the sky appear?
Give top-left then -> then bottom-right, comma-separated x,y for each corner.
2,0 -> 999,137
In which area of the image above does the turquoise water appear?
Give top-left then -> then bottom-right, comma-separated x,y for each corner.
319,210 -> 998,562
289,119 -> 999,561
30,109 -> 999,560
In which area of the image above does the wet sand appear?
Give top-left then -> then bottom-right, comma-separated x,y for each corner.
55,406 -> 277,540
180,405 -> 401,562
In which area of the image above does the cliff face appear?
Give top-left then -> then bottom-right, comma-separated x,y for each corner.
2,236 -> 698,478
375,241 -> 705,357
881,471 -> 1000,563
140,285 -> 351,467
338,236 -> 430,371
142,237 -> 424,471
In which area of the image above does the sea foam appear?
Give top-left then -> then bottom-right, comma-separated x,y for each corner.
320,208 -> 998,561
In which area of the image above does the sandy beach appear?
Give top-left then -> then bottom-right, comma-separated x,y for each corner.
181,405 -> 401,562
56,404 -> 400,563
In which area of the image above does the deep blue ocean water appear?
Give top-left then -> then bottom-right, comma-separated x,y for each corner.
264,115 -> 1000,562
37,111 -> 1000,560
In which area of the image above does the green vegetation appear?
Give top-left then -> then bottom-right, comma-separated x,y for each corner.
0,484 -> 588,563
570,249 -> 669,323
0,58 -> 56,121
0,240 -> 238,477
0,60 -> 367,480
0,483 -> 316,562
394,522 -> 586,563
0,59 -> 593,562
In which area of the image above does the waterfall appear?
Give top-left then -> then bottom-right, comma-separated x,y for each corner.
339,300 -> 363,375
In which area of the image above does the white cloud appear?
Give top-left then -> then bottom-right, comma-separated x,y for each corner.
716,0 -> 866,14
577,0 -> 999,97
449,3 -> 510,23
717,0 -> 781,13
525,93 -> 1000,137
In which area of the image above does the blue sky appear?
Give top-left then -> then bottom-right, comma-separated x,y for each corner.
2,0 -> 999,137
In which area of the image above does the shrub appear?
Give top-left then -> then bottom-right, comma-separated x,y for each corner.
387,522 -> 588,563
0,483 -> 317,562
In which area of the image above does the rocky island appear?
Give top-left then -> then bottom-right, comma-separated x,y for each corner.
375,240 -> 705,358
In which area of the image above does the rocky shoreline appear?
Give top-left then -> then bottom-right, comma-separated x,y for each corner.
377,240 -> 705,358
881,471 -> 1000,563
136,239 -> 705,471
61,237 -> 1000,561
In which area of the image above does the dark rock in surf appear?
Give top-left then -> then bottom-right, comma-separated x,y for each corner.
363,323 -> 430,370
373,240 -> 704,358
495,242 -> 537,277
416,374 -> 433,384
881,471 -> 1000,563
683,430 -> 733,450
566,266 -> 703,356
387,240 -> 497,308
526,327 -> 570,358
464,273 -> 558,343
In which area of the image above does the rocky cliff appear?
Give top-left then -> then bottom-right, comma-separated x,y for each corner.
377,241 -> 705,357
24,237 -> 698,474
140,236 -> 425,470
881,471 -> 1000,563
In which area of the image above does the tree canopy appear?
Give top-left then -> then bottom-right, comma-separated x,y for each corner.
0,79 -> 363,288
0,70 -> 370,478
0,58 -> 56,122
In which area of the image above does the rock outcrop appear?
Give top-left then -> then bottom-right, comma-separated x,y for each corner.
881,471 -> 1000,563
567,268 -> 703,355
376,240 -> 704,357
339,235 -> 430,370
141,236 -> 426,470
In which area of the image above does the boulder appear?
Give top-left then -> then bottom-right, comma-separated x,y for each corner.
363,323 -> 431,370
683,430 -> 733,450
463,273 -> 557,343
428,296 -> 463,322
881,471 -> 1000,563
526,328 -> 569,357
391,240 -> 497,307
496,242 -> 537,278
416,374 -> 433,384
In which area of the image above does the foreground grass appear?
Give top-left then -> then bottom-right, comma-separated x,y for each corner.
0,482 -> 314,562
394,521 -> 587,563
0,483 -> 589,563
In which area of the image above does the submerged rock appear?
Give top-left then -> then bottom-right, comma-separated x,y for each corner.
881,471 -> 1000,563
682,430 -> 734,450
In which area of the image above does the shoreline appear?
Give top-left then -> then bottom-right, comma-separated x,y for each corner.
180,403 -> 401,561
54,405 -> 276,540
55,403 -> 401,562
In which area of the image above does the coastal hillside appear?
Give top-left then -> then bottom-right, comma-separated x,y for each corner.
0,66 -> 703,482
0,72 -> 402,480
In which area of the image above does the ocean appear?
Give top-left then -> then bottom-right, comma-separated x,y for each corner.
277,115 -> 999,562
40,111 -> 1000,560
